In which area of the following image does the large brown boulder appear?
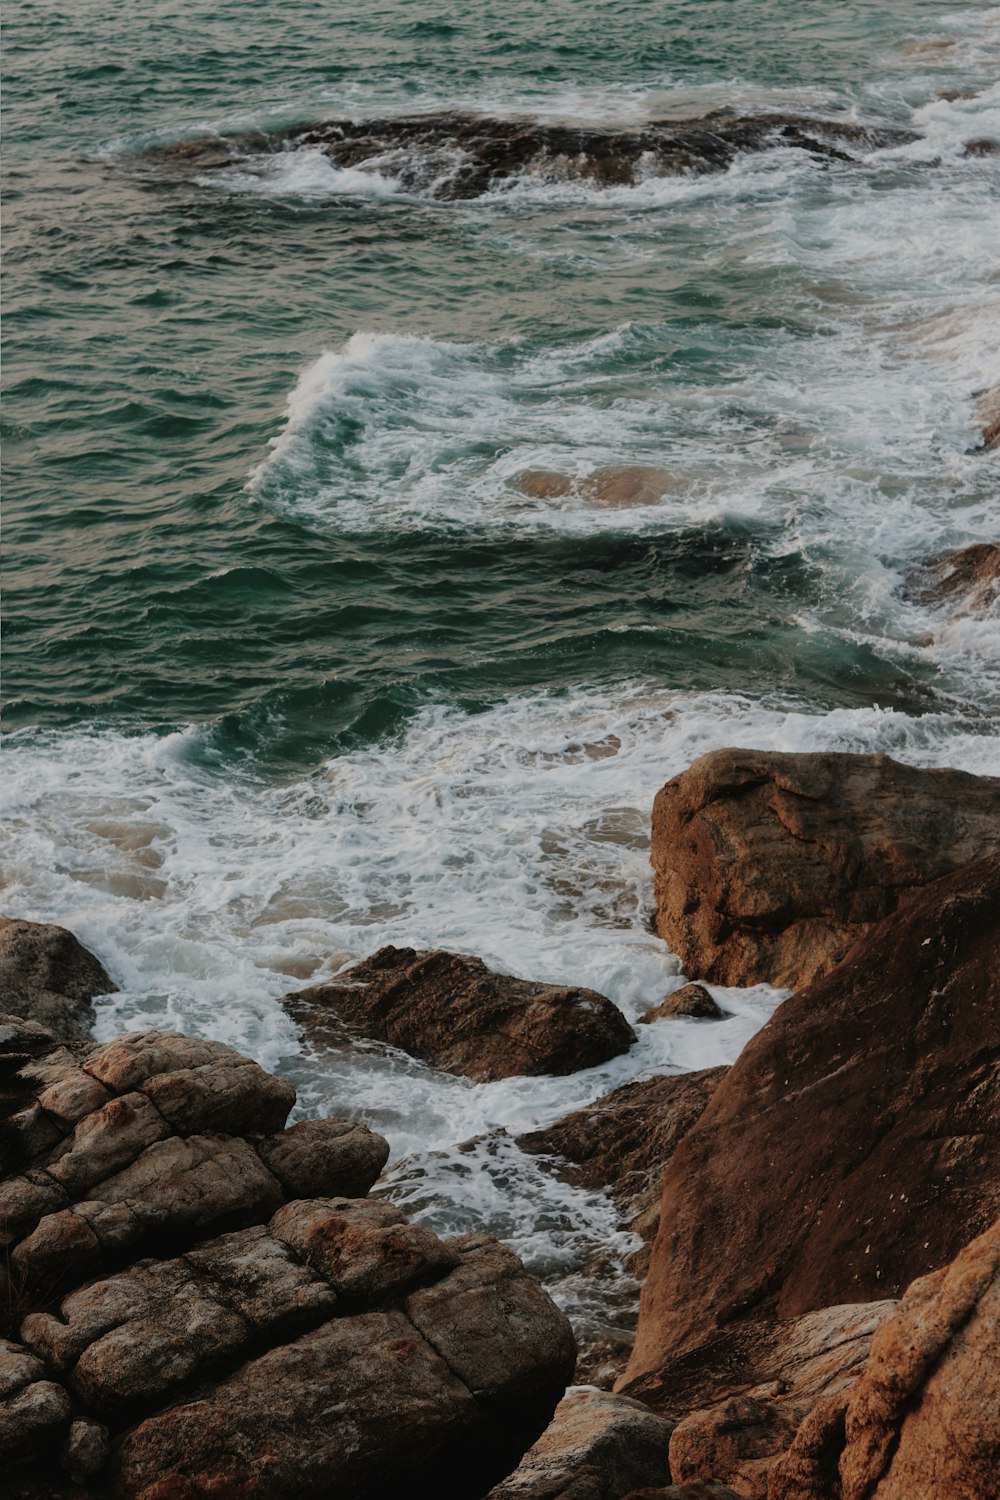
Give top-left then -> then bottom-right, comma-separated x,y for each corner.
621,855 -> 1000,1406
0,917 -> 116,1044
285,946 -> 636,1081
518,1068 -> 726,1270
1,1013 -> 576,1495
770,1217 -> 1000,1499
650,749 -> 1000,988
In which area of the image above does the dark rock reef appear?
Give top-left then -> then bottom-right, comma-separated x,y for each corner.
908,541 -> 1000,620
650,748 -> 1000,989
145,110 -> 919,199
284,945 -> 635,1082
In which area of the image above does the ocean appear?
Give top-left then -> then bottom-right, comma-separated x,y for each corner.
4,0 -> 999,1346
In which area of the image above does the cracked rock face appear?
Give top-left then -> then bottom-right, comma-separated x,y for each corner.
650,748 -> 1000,988
284,945 -> 635,1081
1,1006 -> 574,1495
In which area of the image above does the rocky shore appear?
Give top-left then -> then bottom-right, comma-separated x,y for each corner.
3,729 -> 999,1496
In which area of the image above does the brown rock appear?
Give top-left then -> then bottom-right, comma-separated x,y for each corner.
624,1487 -> 742,1500
0,917 -> 115,1045
285,947 -> 635,1081
908,541 -> 1000,619
256,1116 -> 390,1199
518,1069 -> 726,1268
651,749 -> 1000,988
978,383 -> 1000,450
486,1388 -> 674,1498
621,856 -> 1000,1404
839,1217 -> 1000,1499
641,985 -> 726,1022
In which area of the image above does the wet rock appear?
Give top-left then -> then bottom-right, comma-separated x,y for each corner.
964,136 -> 1000,157
0,917 -> 115,1045
623,1486 -> 742,1500
146,111 -> 920,200
908,541 -> 1000,619
651,748 -> 1000,988
641,985 -> 726,1021
486,1388 -> 674,1498
622,856 -> 1000,1408
518,1068 -> 726,1270
285,946 -> 635,1081
979,383 -> 1000,451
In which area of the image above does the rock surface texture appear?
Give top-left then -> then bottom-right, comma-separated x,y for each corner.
623,855 -> 1000,1404
650,748 -> 1000,988
285,945 -> 635,1082
486,1389 -> 674,1499
1,926 -> 577,1496
770,1217 -> 1000,1499
0,916 -> 116,1045
146,111 -> 919,199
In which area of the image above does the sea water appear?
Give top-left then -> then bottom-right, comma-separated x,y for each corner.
4,0 -> 999,1345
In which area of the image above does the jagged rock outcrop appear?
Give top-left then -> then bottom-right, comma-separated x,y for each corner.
976,384 -> 1000,451
908,541 -> 1000,619
518,1069 -> 725,1269
770,1217 -> 1000,1500
622,856 -> 1000,1408
486,1389 -> 674,1499
285,946 -> 635,1082
2,994 -> 575,1494
0,917 -> 115,1045
650,749 -> 1000,988
146,111 -> 919,199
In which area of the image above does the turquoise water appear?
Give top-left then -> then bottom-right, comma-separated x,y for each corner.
3,0 -> 999,1331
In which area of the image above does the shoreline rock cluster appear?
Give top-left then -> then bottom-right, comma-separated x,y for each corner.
3,694 -> 999,1494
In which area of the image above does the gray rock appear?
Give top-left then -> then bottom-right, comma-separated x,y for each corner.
487,1389 -> 674,1498
0,916 -> 115,1044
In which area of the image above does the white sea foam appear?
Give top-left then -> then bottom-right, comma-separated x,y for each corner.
197,148 -> 403,200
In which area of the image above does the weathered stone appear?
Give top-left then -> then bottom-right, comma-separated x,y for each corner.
286,947 -> 635,1082
487,1389 -> 674,1498
62,1417 -> 111,1482
517,467 -> 678,508
0,1339 -> 73,1464
641,986 -> 726,1022
257,1116 -> 389,1199
270,1196 -> 459,1303
519,1069 -> 726,1271
623,857 -> 1000,1405
0,917 -> 115,1044
651,749 -> 1000,988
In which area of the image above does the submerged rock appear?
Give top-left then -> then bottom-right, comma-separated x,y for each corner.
516,466 -> 678,507
486,1388 -> 674,1499
284,946 -> 635,1081
650,748 -> 1000,988
908,541 -> 1000,619
0,916 -> 116,1045
621,856 -> 1000,1412
145,110 -> 919,200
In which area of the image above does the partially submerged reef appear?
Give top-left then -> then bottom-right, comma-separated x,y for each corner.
3,563 -> 1000,1496
142,109 -> 920,198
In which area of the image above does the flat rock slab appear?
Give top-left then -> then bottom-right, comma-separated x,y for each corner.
651,748 -> 1000,988
285,946 -> 635,1081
